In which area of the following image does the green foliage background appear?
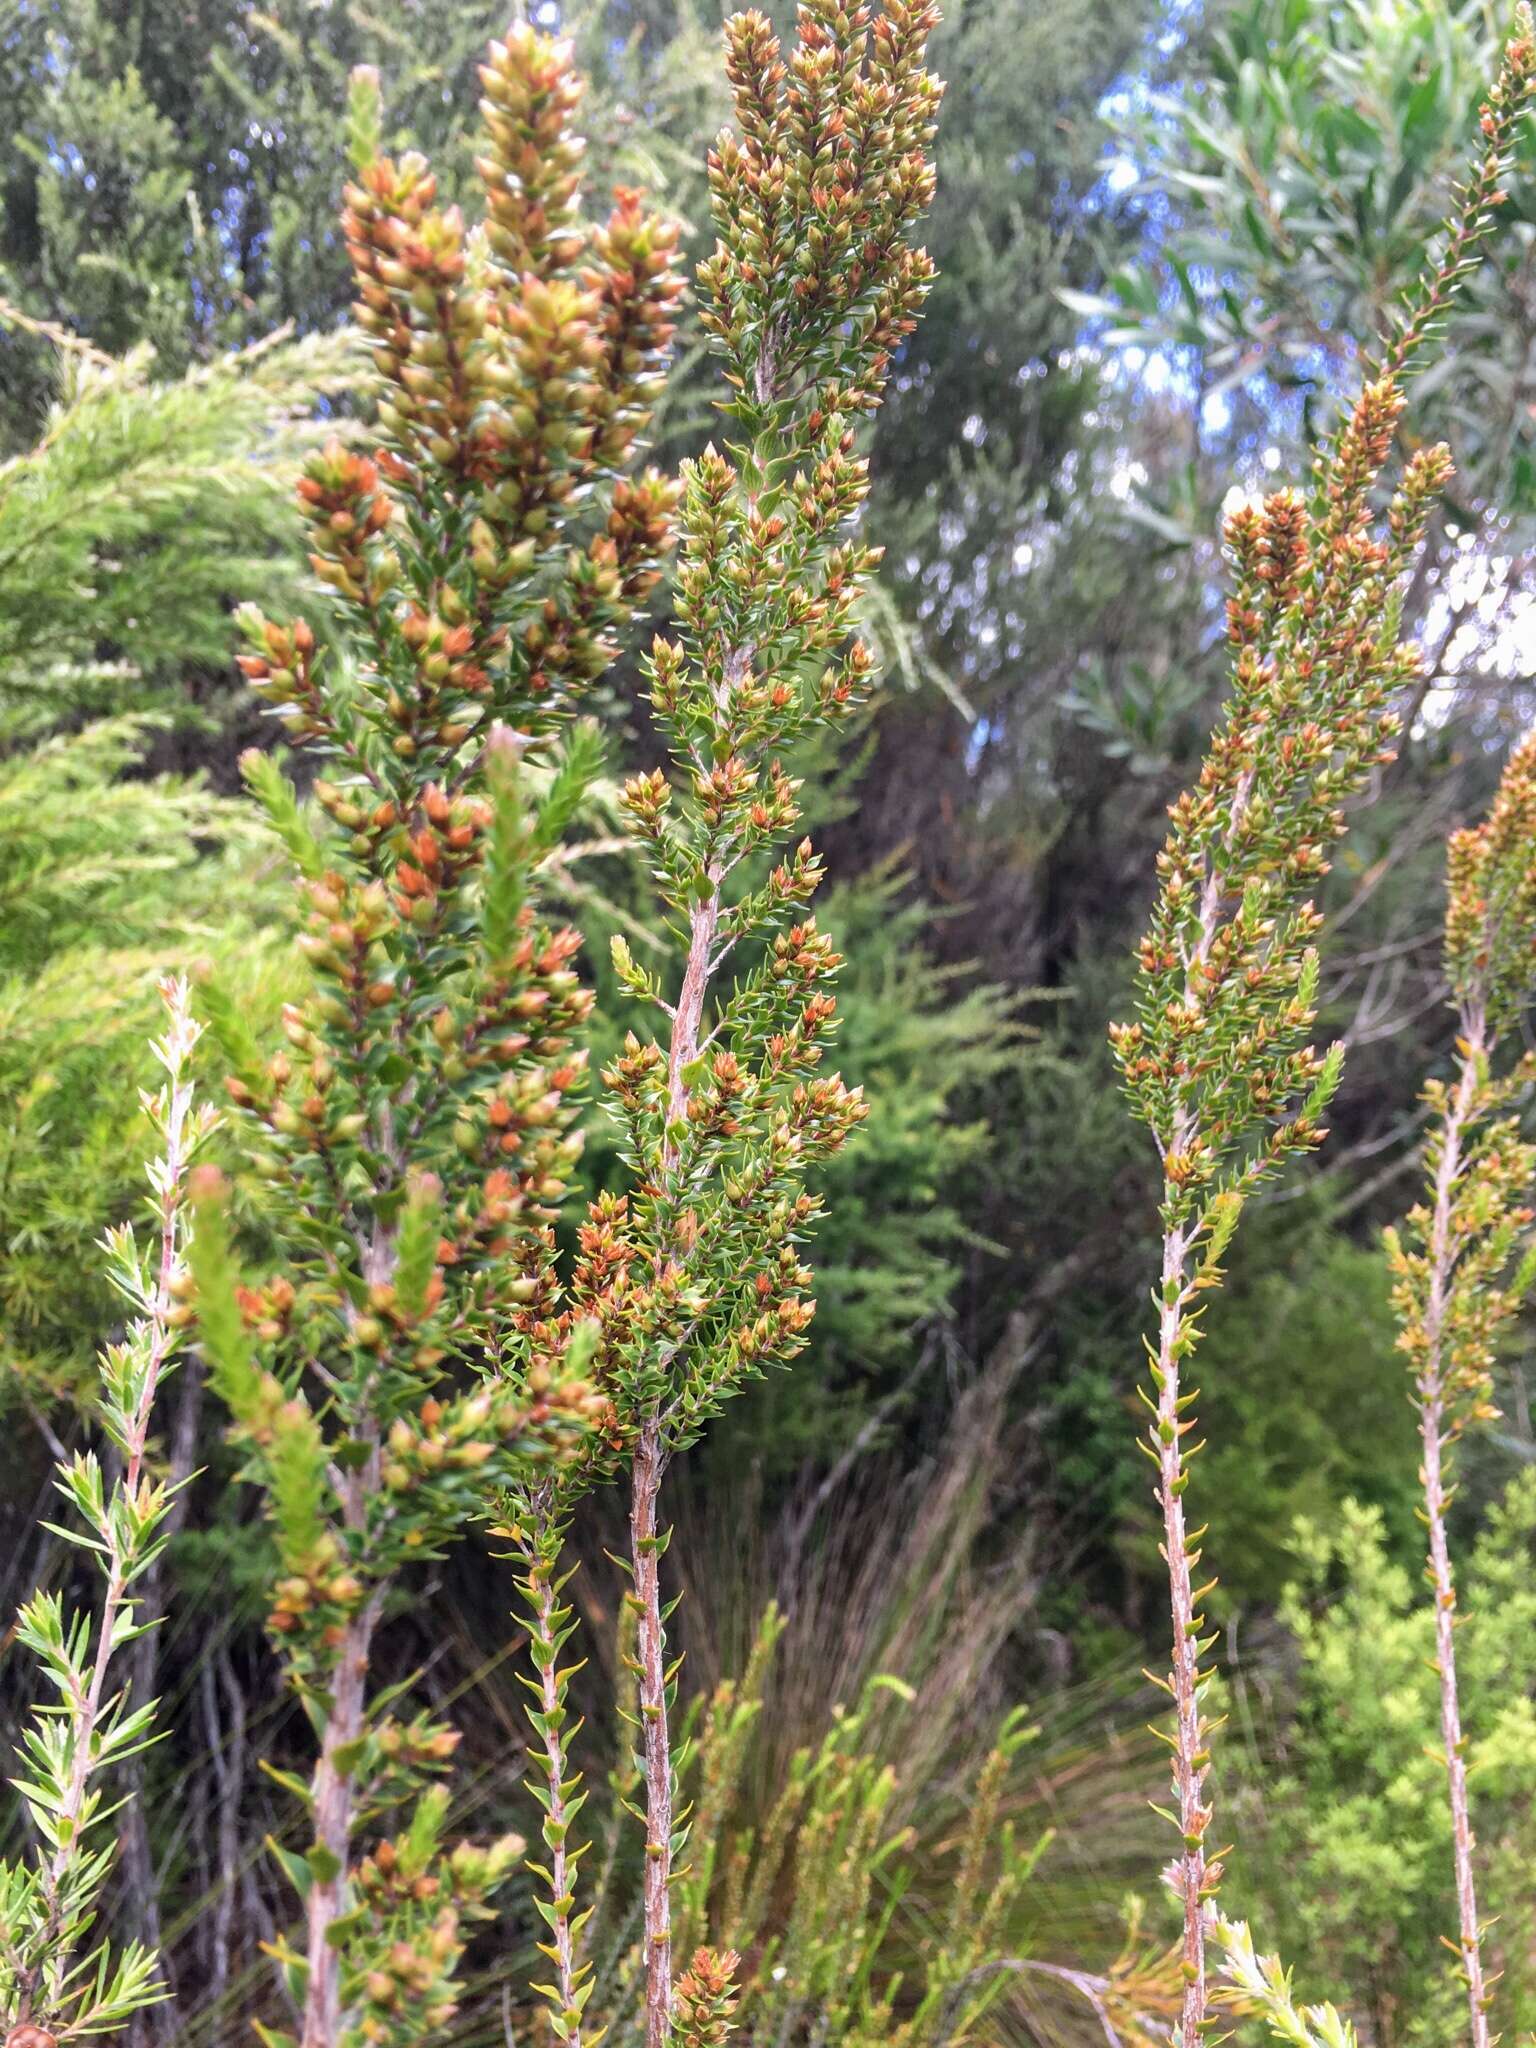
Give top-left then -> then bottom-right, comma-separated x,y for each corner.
2,0 -> 1536,2039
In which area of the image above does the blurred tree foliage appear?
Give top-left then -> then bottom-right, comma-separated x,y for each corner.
0,718 -> 265,1395
0,326 -> 352,736
0,0 -> 505,423
1082,0 -> 1536,714
0,328 -> 351,1418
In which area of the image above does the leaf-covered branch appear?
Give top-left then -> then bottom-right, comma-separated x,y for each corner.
0,978 -> 211,2043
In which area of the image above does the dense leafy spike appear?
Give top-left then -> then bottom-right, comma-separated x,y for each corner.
203,22 -> 685,2039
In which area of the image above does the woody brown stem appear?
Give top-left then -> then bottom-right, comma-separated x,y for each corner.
1422,1399 -> 1491,2048
1150,796 -> 1251,2044
628,858 -> 725,2048
299,1416 -> 382,2048
299,1593 -> 379,2048
630,1420 -> 674,2048
1418,1012 -> 1492,2048
1154,1254 -> 1212,2046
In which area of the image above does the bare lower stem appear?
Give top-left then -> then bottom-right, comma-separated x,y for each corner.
630,1419 -> 674,2048
1422,1397 -> 1491,2048
1154,1244 -> 1212,2046
1418,1015 -> 1491,2048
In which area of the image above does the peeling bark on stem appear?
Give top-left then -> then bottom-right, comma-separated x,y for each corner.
629,864 -> 724,2048
1418,1013 -> 1492,2048
300,1594 -> 379,2048
668,883 -> 723,1132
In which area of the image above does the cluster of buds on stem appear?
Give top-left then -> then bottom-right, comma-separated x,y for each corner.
336,1788 -> 522,2046
1111,17 -> 1536,2040
196,26 -> 682,2047
673,1951 -> 741,2046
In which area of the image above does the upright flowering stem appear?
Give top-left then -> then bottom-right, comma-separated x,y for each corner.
489,13 -> 942,2046
1113,26 -> 1535,2035
192,30 -> 683,2041
1386,731 -> 1536,2047
614,12 -> 939,2036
